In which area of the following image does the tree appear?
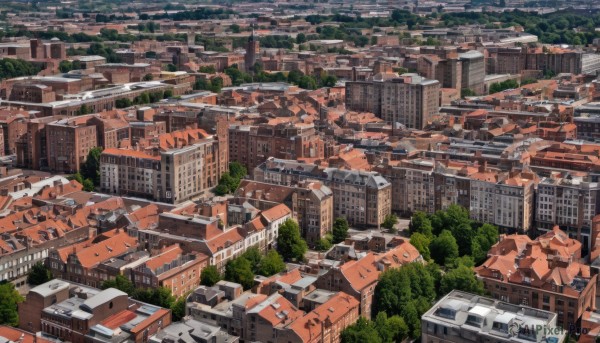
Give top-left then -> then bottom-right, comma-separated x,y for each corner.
82,178 -> 94,192
430,204 -> 470,236
241,246 -> 262,272
77,104 -> 91,115
440,265 -> 485,295
408,211 -> 433,239
59,60 -> 73,73
372,263 -> 436,339
258,250 -> 286,277
200,265 -> 221,287
296,32 -> 306,44
27,262 -> 53,286
316,234 -> 333,251
229,162 -> 247,179
224,257 -> 255,290
165,63 -> 178,72
81,147 -> 103,186
198,65 -> 216,74
409,233 -> 431,261
453,223 -> 475,256
276,219 -> 307,262
332,217 -> 349,244
230,24 -> 240,33
142,73 -> 153,81
101,274 -> 135,295
381,214 -> 398,233
0,283 -> 23,326
341,317 -> 383,343
429,230 -> 459,266
142,287 -> 176,309
171,292 -> 189,322
461,88 -> 476,98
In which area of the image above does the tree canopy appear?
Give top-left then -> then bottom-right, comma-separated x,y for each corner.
0,283 -> 23,327
27,262 -> 53,286
200,265 -> 221,287
276,219 -> 308,262
332,217 -> 349,244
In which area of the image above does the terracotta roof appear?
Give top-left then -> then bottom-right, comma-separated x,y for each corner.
74,231 -> 138,268
287,292 -> 359,342
0,326 -> 53,343
102,148 -> 160,160
340,253 -> 380,292
206,227 -> 244,254
144,244 -> 183,272
260,204 -> 291,223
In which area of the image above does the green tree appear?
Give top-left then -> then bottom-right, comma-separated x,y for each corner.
430,204 -> 471,236
82,178 -> 94,191
229,162 -> 247,179
230,24 -> 240,33
198,65 -> 216,74
429,230 -> 459,266
27,262 -> 53,286
101,274 -> 135,295
409,232 -> 431,261
316,234 -> 333,251
332,217 -> 349,244
372,263 -> 436,339
165,63 -> 178,72
276,219 -> 307,262
0,283 -> 23,326
200,265 -> 221,287
224,257 -> 255,290
81,147 -> 103,186
59,60 -> 73,73
241,246 -> 262,272
408,211 -> 433,239
258,250 -> 286,276
440,265 -> 485,295
381,214 -> 398,233
77,104 -> 91,115
461,88 -> 476,98
171,292 -> 189,321
341,317 -> 383,343
142,73 -> 153,81
453,223 -> 475,256
135,287 -> 176,309
296,32 -> 306,44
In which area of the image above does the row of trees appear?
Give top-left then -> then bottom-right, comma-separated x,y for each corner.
221,248 -> 287,289
488,79 -> 520,94
115,90 -> 173,108
0,58 -> 41,80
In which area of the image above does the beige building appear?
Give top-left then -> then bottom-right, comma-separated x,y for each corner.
100,127 -> 228,204
345,73 -> 440,129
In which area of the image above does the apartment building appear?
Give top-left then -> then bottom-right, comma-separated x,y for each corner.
130,244 -> 209,298
374,158 -> 436,217
48,231 -> 139,288
475,227 -> 597,328
458,51 -> 485,95
100,126 -> 228,204
235,180 -> 333,247
254,158 -> 391,227
228,122 -> 325,176
46,116 -> 97,173
421,290 -> 566,343
536,172 -> 600,254
325,168 -> 391,227
100,148 -> 161,198
345,73 -> 440,129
